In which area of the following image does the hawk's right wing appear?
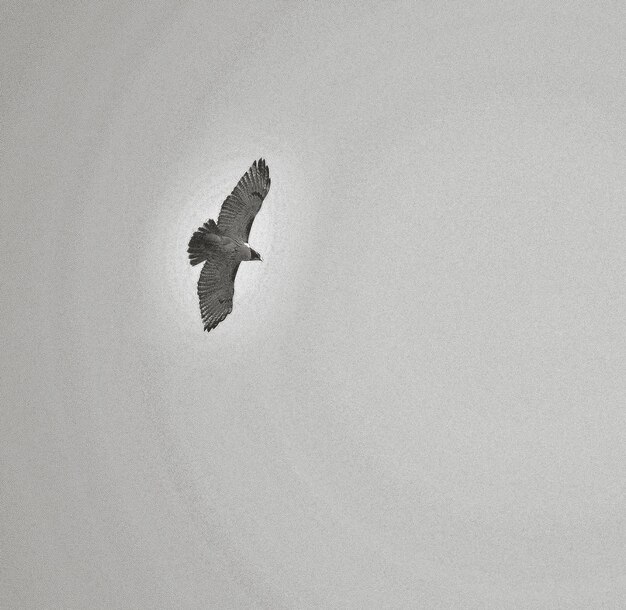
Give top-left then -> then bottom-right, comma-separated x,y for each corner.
217,159 -> 271,242
197,257 -> 240,332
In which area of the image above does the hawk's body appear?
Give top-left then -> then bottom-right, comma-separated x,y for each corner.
187,159 -> 271,332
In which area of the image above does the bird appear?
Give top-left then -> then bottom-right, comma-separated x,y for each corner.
187,159 -> 271,332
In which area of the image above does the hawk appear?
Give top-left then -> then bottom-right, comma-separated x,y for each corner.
187,159 -> 271,332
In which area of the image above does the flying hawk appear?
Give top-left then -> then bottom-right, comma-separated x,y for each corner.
187,159 -> 271,332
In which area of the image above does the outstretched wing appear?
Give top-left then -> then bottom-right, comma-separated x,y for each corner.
217,158 -> 271,241
197,257 -> 240,332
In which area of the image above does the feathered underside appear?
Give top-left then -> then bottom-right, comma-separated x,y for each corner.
187,159 -> 271,332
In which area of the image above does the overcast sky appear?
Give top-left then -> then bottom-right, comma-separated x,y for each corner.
2,1 -> 626,608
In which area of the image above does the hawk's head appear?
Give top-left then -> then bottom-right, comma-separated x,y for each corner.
250,248 -> 262,261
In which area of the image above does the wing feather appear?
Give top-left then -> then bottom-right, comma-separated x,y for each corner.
197,257 -> 240,332
217,159 -> 271,241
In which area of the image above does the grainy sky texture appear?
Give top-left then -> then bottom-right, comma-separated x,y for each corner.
2,2 -> 626,608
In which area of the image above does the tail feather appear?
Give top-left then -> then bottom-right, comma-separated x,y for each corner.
188,219 -> 221,266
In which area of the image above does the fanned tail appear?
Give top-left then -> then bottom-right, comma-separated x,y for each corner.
187,219 -> 221,266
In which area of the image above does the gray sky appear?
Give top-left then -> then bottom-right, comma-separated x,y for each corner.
2,1 -> 625,608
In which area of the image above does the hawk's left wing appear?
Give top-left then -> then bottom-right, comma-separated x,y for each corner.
217,159 -> 271,242
197,256 -> 240,332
